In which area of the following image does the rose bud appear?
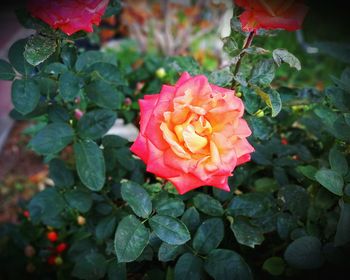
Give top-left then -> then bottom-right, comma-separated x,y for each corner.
47,231 -> 58,243
77,215 -> 86,226
156,67 -> 166,79
74,109 -> 84,120
281,138 -> 288,145
56,242 -> 68,253
23,210 -> 30,219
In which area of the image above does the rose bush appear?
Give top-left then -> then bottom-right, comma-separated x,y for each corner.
131,72 -> 254,194
234,0 -> 308,31
0,1 -> 350,279
27,0 -> 110,35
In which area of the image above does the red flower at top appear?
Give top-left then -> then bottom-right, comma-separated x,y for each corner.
27,0 -> 110,35
234,0 -> 308,32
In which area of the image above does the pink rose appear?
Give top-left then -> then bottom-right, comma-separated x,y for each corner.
130,73 -> 254,194
27,0 -> 110,35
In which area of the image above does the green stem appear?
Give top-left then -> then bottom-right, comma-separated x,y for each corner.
231,31 -> 255,89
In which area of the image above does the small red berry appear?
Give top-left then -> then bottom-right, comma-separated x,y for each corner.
23,210 -> 30,218
281,138 -> 288,145
47,231 -> 58,243
56,242 -> 68,253
48,255 -> 56,265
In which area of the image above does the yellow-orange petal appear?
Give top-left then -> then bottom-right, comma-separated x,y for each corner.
160,122 -> 191,159
183,125 -> 208,153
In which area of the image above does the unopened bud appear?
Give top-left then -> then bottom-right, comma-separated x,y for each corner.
155,67 -> 166,79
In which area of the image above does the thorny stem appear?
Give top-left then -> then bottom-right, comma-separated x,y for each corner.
231,31 -> 255,89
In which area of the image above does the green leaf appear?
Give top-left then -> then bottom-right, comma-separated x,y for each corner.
272,49 -> 301,70
115,147 -> 135,171
74,141 -> 106,191
254,177 -> 278,193
28,188 -> 66,225
59,71 -> 81,102
174,253 -> 203,280
277,185 -> 309,218
284,236 -> 325,269
227,193 -> 273,218
149,215 -> 190,245
107,260 -> 126,280
96,215 -> 117,241
48,105 -> 70,123
49,158 -> 74,188
276,213 -> 298,240
297,165 -> 318,180
262,257 -> 285,276
193,193 -> 224,216
0,59 -> 15,80
102,135 -> 128,148
86,80 -> 120,109
181,207 -> 200,233
156,198 -> 185,217
315,169 -> 344,196
88,62 -> 125,85
61,44 -> 77,68
11,79 -> 40,115
8,39 -> 34,75
241,86 -> 261,115
158,242 -> 184,262
114,215 -> 149,262
247,117 -> 272,141
72,251 -> 107,280
250,59 -> 275,86
75,50 -> 117,72
44,62 -> 68,75
24,34 -> 57,66
208,69 -> 233,87
204,249 -> 253,280
230,217 -> 264,248
193,218 -> 224,254
64,188 -> 93,213
267,89 -> 282,117
30,123 -> 74,155
329,147 -> 348,176
77,109 -> 116,140
334,201 -> 350,246
121,181 -> 152,218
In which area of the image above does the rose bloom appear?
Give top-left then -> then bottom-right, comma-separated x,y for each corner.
130,73 -> 254,194
27,0 -> 110,35
234,0 -> 308,32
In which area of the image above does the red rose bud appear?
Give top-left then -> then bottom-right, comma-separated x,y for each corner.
281,138 -> 288,145
47,255 -> 56,265
47,231 -> 58,243
56,243 -> 68,253
23,210 -> 30,218
27,0 -> 110,36
74,109 -> 84,120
